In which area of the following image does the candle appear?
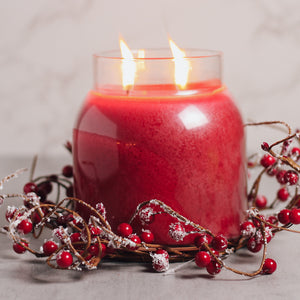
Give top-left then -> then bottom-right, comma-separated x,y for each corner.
73,41 -> 247,245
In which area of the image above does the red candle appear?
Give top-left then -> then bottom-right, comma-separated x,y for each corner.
73,44 -> 247,245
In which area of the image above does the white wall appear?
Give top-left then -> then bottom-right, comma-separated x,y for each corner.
1,0 -> 299,157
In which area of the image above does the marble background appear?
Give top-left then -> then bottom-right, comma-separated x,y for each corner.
0,0 -> 300,158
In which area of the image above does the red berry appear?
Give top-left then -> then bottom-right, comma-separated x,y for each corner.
276,170 -> 287,184
17,219 -> 33,234
255,195 -> 267,209
62,165 -> 73,178
211,235 -> 228,252
284,170 -> 299,185
138,207 -> 155,224
13,241 -> 28,254
261,142 -> 270,151
56,251 -> 73,268
291,147 -> 300,158
289,208 -> 300,224
194,233 -> 213,248
253,214 -> 266,228
128,234 -> 141,250
240,221 -> 256,236
267,215 -> 278,226
100,243 -> 107,258
278,209 -> 291,224
43,240 -> 58,256
140,230 -> 154,244
70,232 -> 81,243
152,249 -> 169,272
5,207 -> 18,222
169,222 -> 186,241
260,154 -> 276,168
117,223 -> 133,237
262,258 -> 277,274
155,249 -> 169,259
247,237 -> 262,253
23,182 -> 38,194
210,249 -> 220,257
277,187 -> 289,201
89,244 -> 99,256
195,251 -> 211,268
206,261 -> 222,275
38,181 -> 53,195
66,186 -> 74,197
88,225 -> 102,237
88,243 -> 107,258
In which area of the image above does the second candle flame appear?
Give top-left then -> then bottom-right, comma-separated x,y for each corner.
169,39 -> 190,89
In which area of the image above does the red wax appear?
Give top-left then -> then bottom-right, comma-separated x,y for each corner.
73,83 -> 247,244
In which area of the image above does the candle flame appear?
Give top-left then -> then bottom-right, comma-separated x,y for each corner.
120,39 -> 136,90
169,39 -> 190,89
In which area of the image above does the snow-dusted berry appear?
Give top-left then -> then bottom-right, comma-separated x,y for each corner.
151,249 -> 169,272
138,207 -> 155,225
168,222 -> 186,242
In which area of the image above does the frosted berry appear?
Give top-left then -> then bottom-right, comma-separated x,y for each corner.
278,209 -> 291,224
277,187 -> 289,201
289,208 -> 300,224
284,170 -> 299,185
195,251 -> 211,268
43,240 -> 58,256
17,219 -> 33,234
138,207 -> 155,224
23,182 -> 38,194
62,165 -> 73,178
255,195 -> 267,209
117,223 -> 133,237
240,221 -> 256,236
291,147 -> 300,159
56,251 -> 73,268
194,233 -> 213,248
247,237 -> 262,253
168,222 -> 186,241
140,230 -> 154,244
152,249 -> 169,272
262,258 -> 277,274
206,261 -> 222,275
13,242 -> 28,254
276,170 -> 287,184
155,249 -> 169,259
260,154 -> 276,168
5,207 -> 18,222
88,225 -> 102,237
211,235 -> 228,252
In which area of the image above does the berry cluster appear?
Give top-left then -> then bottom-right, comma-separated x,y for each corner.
1,121 -> 300,278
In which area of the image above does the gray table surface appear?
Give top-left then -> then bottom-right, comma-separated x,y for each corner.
0,156 -> 299,300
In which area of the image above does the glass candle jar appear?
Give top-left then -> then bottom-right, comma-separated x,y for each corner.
73,49 -> 247,245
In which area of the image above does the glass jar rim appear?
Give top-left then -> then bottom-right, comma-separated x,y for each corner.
93,48 -> 222,60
